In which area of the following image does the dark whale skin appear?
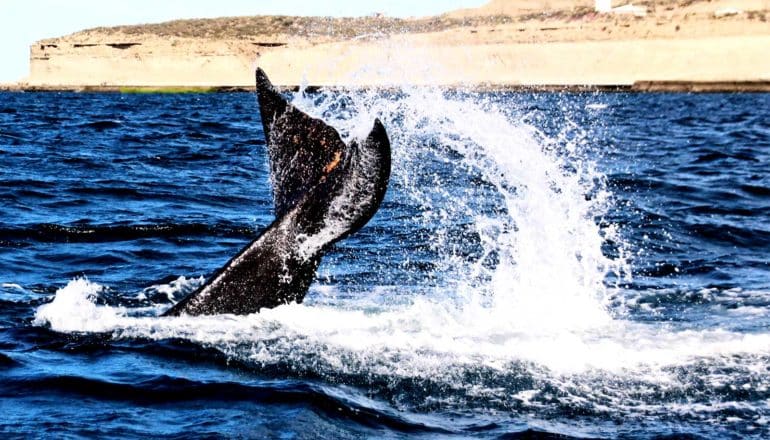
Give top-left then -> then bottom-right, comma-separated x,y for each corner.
164,69 -> 390,316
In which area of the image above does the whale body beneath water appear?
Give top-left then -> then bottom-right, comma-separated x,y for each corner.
164,69 -> 391,316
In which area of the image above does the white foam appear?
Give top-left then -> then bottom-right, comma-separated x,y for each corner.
34,278 -> 122,333
33,279 -> 770,377
138,275 -> 204,301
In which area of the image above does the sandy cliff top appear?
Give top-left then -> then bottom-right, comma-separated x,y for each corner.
44,0 -> 769,46
449,0 -> 769,17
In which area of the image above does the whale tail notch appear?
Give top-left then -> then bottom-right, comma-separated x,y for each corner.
164,69 -> 390,316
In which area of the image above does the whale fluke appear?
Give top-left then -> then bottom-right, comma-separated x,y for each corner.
164,69 -> 390,316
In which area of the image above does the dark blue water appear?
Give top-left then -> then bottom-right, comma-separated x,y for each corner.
0,90 -> 768,439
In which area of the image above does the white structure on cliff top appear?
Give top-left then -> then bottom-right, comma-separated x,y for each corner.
595,1 -> 647,16
595,0 -> 612,12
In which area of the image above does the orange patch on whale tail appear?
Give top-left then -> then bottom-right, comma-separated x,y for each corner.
323,151 -> 342,174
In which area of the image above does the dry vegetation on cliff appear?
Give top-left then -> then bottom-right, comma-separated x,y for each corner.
58,0 -> 768,45
84,14 -> 522,41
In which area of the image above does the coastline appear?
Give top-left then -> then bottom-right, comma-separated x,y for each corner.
3,81 -> 770,93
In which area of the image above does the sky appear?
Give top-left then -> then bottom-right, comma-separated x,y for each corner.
0,0 -> 487,83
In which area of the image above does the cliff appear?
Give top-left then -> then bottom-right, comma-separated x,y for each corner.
22,0 -> 770,89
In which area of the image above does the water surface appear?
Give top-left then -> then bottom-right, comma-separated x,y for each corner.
0,90 -> 768,438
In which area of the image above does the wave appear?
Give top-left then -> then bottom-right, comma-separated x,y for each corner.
0,374 -> 449,434
0,179 -> 57,190
740,184 -> 770,198
688,222 -> 770,249
0,352 -> 19,367
75,120 -> 122,130
0,222 -> 255,244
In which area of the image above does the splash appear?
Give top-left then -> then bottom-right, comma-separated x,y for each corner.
39,84 -> 638,370
38,84 -> 629,346
292,85 -> 626,331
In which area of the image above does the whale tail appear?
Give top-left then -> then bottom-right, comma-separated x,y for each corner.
164,69 -> 390,316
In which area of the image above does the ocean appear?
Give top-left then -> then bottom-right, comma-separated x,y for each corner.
0,89 -> 768,438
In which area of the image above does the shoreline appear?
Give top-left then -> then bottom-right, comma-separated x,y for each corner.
2,81 -> 770,93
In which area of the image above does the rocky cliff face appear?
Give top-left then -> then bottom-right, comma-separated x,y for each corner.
28,38 -> 263,86
23,1 -> 770,88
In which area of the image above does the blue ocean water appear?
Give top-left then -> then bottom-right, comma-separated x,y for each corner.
0,90 -> 768,439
